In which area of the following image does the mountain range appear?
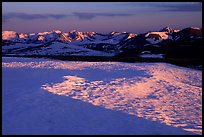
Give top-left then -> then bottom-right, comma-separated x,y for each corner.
2,27 -> 202,59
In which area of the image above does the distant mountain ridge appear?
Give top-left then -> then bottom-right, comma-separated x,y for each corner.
2,29 -> 136,44
2,27 -> 202,58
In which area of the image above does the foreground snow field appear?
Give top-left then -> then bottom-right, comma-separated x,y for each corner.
2,57 -> 202,135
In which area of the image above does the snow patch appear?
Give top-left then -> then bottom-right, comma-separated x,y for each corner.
190,27 -> 200,30
139,54 -> 164,58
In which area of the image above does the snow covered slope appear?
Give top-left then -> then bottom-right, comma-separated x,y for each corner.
145,32 -> 171,44
2,57 -> 202,135
2,42 -> 116,56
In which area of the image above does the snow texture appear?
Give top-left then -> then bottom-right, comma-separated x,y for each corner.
2,57 -> 202,135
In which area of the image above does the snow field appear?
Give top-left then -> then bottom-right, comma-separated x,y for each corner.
2,57 -> 201,135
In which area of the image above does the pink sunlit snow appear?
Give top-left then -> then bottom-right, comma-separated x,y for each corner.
2,57 -> 202,135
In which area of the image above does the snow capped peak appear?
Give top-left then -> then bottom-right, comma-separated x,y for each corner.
110,31 -> 121,35
38,31 -> 51,35
52,30 -> 62,34
84,31 -> 96,36
19,33 -> 28,39
127,33 -> 137,39
2,31 -> 19,40
145,32 -> 168,38
160,27 -> 174,33
145,31 -> 170,44
163,26 -> 171,29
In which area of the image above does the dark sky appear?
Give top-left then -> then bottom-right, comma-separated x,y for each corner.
2,2 -> 202,34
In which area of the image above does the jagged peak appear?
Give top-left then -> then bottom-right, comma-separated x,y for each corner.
52,30 -> 62,34
159,26 -> 174,33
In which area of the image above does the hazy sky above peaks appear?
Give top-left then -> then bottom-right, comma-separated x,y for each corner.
2,2 -> 202,34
